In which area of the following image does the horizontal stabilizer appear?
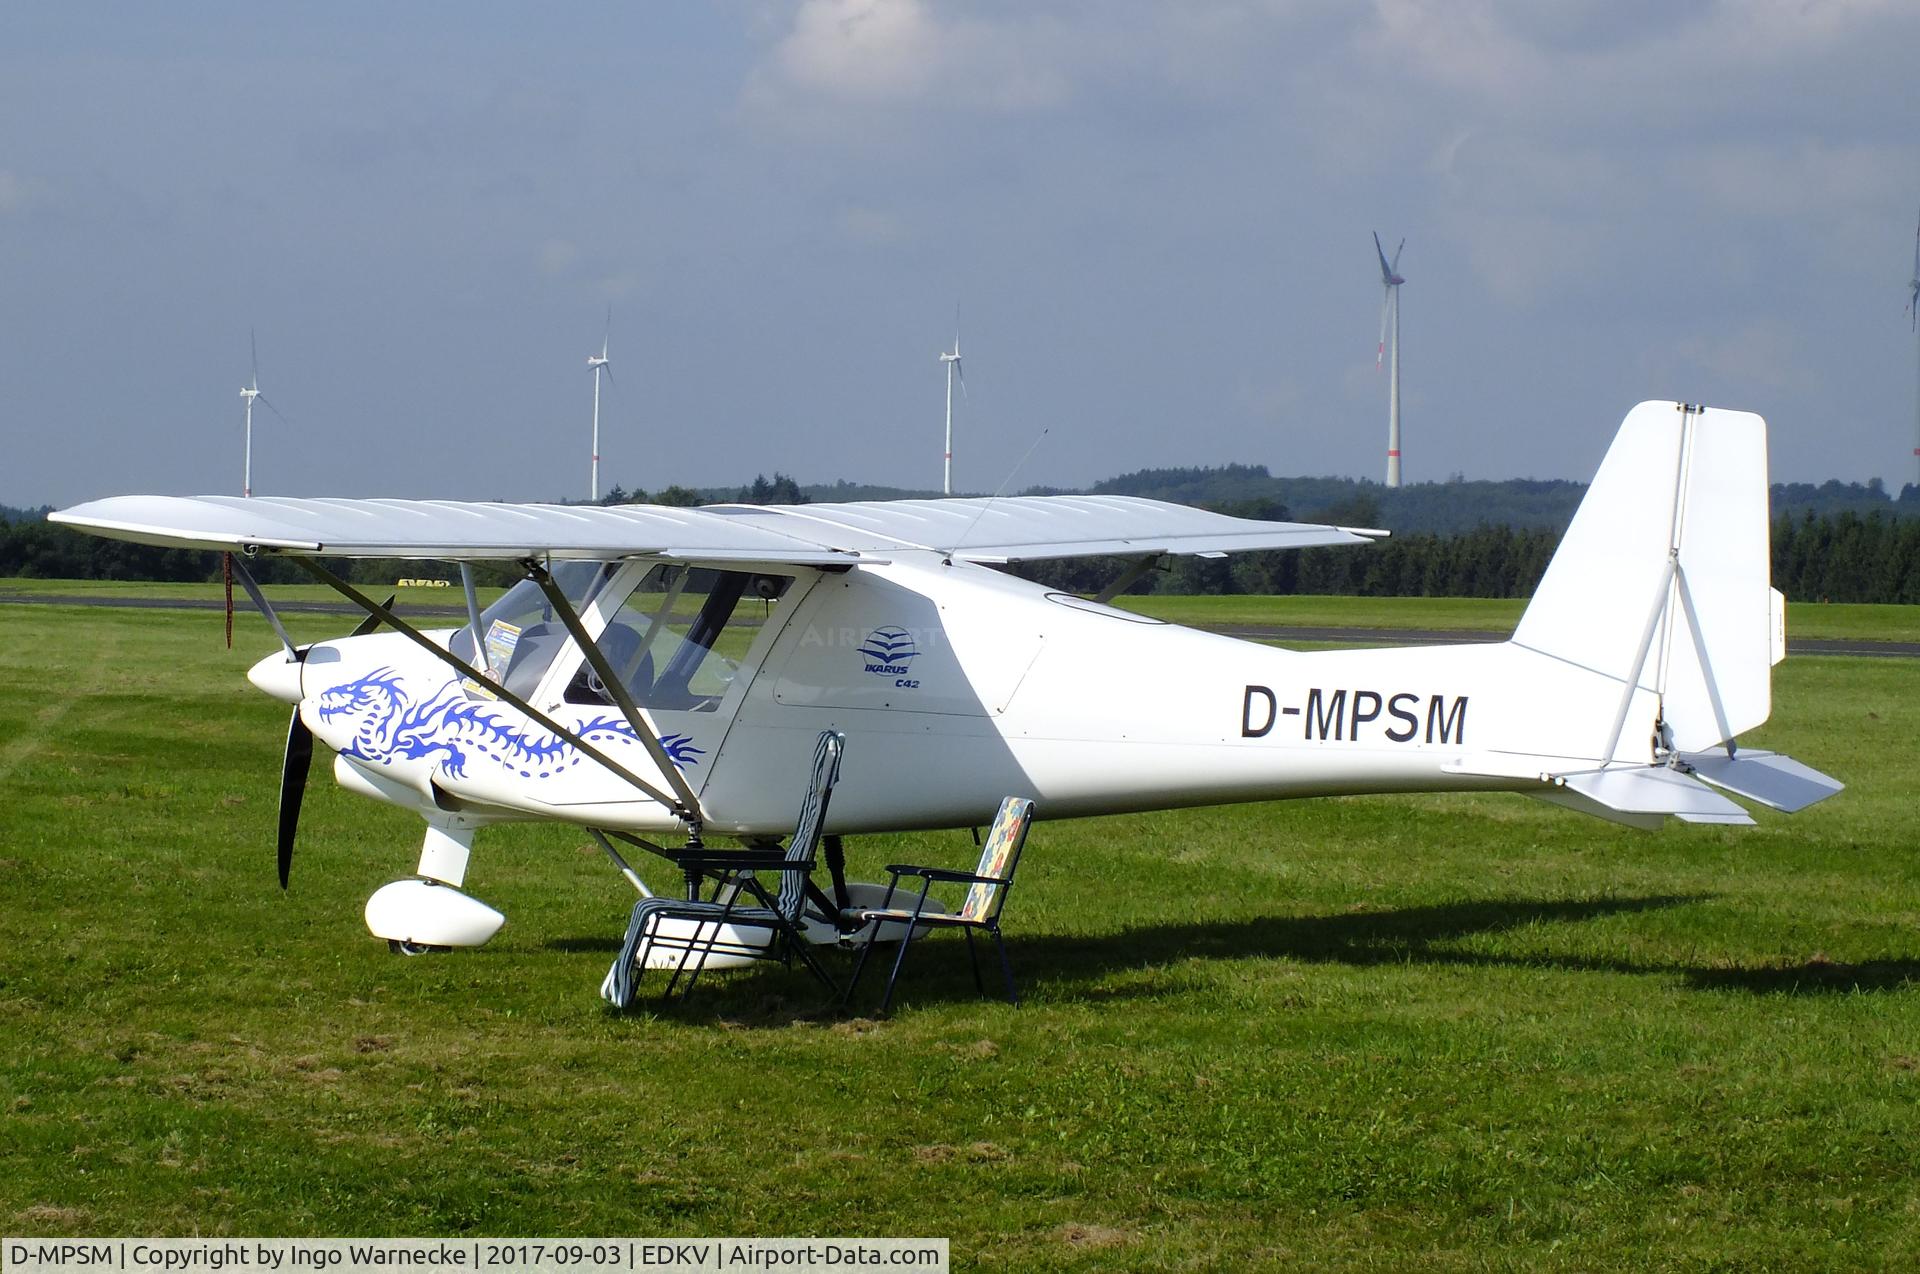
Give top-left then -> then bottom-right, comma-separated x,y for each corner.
1559,766 -> 1754,826
1681,750 -> 1843,813
1447,752 -> 1762,829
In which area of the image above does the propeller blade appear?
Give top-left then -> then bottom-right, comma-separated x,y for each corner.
278,708 -> 314,890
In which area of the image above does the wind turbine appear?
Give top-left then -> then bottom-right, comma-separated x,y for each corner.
586,306 -> 613,502
239,330 -> 290,498
1907,210 -> 1919,488
1374,232 -> 1406,488
939,313 -> 965,496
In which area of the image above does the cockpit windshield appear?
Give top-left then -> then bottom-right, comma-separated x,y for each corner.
449,561 -> 613,700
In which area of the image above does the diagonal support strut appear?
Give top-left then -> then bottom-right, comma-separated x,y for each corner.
525,561 -> 707,826
287,556 -> 696,825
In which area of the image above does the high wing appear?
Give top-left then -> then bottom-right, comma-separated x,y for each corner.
51,493 -> 1383,564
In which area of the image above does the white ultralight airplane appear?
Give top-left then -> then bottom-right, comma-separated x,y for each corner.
51,401 -> 1842,980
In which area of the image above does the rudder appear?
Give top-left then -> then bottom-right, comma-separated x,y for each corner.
1511,401 -> 1773,761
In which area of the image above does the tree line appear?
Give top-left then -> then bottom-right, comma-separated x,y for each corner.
1011,507 -> 1920,604
7,502 -> 1920,605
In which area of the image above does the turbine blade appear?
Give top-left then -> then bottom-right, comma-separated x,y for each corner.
1391,238 -> 1406,273
602,302 -> 612,360
256,394 -> 291,426
1377,290 -> 1390,368
250,328 -> 260,391
956,359 -> 967,399
1373,231 -> 1392,282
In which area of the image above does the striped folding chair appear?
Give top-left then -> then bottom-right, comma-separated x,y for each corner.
601,730 -> 843,1007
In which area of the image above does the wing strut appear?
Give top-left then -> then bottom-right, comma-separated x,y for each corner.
228,555 -> 298,658
525,561 -> 708,825
1093,553 -> 1166,605
288,557 -> 701,831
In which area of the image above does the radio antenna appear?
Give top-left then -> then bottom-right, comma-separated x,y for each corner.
942,427 -> 1049,565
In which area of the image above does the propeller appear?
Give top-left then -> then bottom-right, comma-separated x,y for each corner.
275,597 -> 390,889
278,710 -> 312,890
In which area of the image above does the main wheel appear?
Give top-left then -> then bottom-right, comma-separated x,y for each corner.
387,938 -> 451,956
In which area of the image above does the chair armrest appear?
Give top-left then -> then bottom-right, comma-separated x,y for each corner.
884,864 -> 994,885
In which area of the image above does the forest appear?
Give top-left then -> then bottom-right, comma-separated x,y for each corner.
7,472 -> 1920,604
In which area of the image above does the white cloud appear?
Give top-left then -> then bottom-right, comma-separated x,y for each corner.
746,0 -> 1072,117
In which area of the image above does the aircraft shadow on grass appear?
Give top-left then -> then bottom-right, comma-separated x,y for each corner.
553,892 -> 1920,1023
1019,894 -> 1920,1000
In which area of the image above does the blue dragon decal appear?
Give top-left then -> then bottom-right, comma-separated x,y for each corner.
316,667 -> 704,781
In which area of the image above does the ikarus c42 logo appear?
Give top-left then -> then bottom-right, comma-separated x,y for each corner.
859,626 -> 920,688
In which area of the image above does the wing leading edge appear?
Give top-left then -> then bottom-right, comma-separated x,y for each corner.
52,493 -> 1383,564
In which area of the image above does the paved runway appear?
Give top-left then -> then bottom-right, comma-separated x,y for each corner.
5,591 -> 1912,658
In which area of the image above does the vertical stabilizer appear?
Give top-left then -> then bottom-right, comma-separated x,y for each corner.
1511,402 -> 1773,760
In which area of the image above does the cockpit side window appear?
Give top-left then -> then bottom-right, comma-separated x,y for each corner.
563,565 -> 793,712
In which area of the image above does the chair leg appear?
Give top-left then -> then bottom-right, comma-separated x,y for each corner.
843,925 -> 879,1006
667,909 -> 737,1002
963,927 -> 984,995
879,925 -> 919,1015
993,928 -> 1018,1005
785,921 -> 839,994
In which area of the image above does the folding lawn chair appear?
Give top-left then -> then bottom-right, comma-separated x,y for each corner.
600,730 -> 844,1007
842,796 -> 1035,1013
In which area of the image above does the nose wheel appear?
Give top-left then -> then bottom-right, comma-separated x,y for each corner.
365,878 -> 505,951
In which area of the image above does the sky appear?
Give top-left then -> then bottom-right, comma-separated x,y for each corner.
3,1 -> 1918,509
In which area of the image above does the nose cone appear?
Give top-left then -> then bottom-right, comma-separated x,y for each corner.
247,650 -> 304,704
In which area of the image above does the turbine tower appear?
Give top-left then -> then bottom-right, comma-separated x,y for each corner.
238,330 -> 288,498
586,306 -> 613,502
939,314 -> 965,496
1374,232 -> 1406,488
1908,210 -> 1919,489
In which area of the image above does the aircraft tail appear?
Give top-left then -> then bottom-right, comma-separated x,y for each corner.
1493,401 -> 1840,822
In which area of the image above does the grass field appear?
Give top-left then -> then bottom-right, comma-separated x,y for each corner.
2,595 -> 1918,1268
4,578 -> 1918,643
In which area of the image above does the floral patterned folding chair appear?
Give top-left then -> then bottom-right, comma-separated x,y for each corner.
842,796 -> 1036,1013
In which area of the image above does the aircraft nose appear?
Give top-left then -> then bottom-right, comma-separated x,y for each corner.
247,650 -> 305,704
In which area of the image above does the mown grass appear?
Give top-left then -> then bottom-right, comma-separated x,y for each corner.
1119,594 -> 1920,644
1,600 -> 1918,1269
5,578 -> 1913,643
